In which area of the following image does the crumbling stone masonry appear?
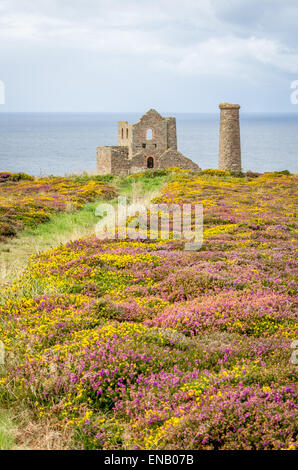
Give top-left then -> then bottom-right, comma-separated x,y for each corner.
97,109 -> 200,175
218,103 -> 241,173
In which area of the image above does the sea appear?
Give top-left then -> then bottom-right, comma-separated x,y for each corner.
0,112 -> 297,176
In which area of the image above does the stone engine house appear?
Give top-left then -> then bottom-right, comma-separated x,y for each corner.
97,109 -> 200,175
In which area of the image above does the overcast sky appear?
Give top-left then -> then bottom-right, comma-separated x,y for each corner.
1,0 -> 298,112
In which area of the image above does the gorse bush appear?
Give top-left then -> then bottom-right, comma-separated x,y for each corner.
9,172 -> 34,182
200,169 -> 231,176
0,171 -> 34,183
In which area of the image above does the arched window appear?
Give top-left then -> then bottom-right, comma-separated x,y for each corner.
147,157 -> 154,169
126,128 -> 129,139
146,128 -> 153,140
121,128 -> 124,139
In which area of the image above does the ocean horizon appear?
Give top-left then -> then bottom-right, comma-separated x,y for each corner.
0,111 -> 297,176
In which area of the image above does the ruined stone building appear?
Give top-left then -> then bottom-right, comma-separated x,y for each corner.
97,109 -> 200,175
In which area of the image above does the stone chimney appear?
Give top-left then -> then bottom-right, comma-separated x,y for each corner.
218,103 -> 241,172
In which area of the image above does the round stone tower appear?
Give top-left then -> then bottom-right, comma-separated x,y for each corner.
218,103 -> 241,172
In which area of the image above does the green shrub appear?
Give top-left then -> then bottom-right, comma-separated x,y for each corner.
143,169 -> 169,178
245,171 -> 260,178
10,172 -> 34,181
201,169 -> 231,176
273,170 -> 291,176
94,174 -> 115,183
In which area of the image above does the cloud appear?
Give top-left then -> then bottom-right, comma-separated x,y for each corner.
0,0 -> 297,111
1,1 -> 297,76
1,1 -> 297,66
163,36 -> 298,78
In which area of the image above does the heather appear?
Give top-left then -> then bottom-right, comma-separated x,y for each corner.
0,170 -> 297,450
0,172 -> 116,241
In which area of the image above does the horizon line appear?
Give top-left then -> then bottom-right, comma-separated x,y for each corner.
0,110 -> 297,114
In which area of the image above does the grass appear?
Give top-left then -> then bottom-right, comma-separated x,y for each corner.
118,170 -> 172,197
0,408 -> 71,450
0,410 -> 16,450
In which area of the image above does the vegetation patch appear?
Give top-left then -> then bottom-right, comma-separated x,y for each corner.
0,170 -> 297,449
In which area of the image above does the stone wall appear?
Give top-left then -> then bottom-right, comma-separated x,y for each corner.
218,103 -> 241,172
118,121 -> 133,155
131,109 -> 174,158
110,146 -> 130,175
97,146 -> 112,174
97,146 -> 129,175
130,152 -> 147,174
166,117 -> 177,150
158,149 -> 200,171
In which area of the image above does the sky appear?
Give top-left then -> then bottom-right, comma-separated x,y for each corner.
0,0 -> 298,112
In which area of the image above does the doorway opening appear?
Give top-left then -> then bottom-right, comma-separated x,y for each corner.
147,157 -> 154,169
